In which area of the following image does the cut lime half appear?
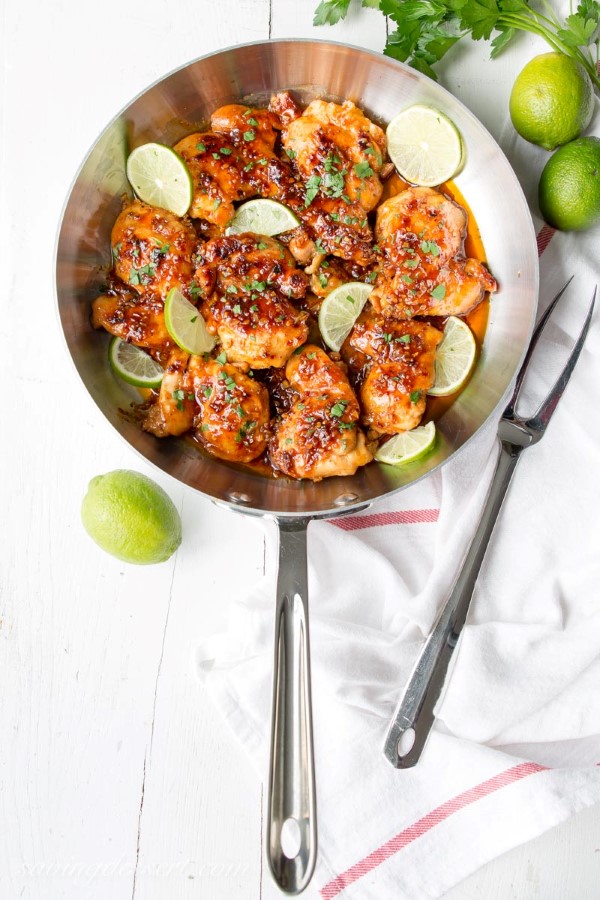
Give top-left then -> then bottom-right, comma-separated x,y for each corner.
226,199 -> 300,236
126,143 -> 193,216
386,105 -> 464,187
109,338 -> 164,388
375,422 -> 437,466
428,316 -> 477,397
164,287 -> 216,355
318,282 -> 373,352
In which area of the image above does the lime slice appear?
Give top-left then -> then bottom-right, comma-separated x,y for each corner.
108,338 -> 164,388
386,105 -> 464,187
126,143 -> 193,216
375,421 -> 436,466
428,316 -> 477,397
226,199 -> 300,236
164,288 -> 217,355
318,282 -> 373,351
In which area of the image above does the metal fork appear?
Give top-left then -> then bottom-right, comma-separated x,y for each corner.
383,278 -> 597,769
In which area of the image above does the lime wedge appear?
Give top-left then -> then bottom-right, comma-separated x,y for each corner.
386,105 -> 464,187
108,338 -> 164,388
126,143 -> 193,216
164,288 -> 217,354
428,316 -> 477,397
375,421 -> 436,466
318,282 -> 373,351
226,199 -> 300,236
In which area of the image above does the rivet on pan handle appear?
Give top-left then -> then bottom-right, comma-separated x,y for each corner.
267,518 -> 317,894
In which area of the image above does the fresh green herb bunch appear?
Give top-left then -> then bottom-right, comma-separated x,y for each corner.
313,0 -> 600,90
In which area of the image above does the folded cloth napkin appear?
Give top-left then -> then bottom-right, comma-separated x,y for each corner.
196,82 -> 600,900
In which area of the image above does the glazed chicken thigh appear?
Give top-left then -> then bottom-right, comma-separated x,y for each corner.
195,233 -> 309,368
371,187 -> 497,318
343,310 -> 443,434
110,200 -> 197,298
270,345 -> 373,480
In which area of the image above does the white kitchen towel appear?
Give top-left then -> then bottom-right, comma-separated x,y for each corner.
196,83 -> 600,900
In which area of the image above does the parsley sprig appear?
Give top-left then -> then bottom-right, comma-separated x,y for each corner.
313,0 -> 600,90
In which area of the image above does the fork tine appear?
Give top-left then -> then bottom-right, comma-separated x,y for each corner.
527,286 -> 596,434
504,275 -> 575,418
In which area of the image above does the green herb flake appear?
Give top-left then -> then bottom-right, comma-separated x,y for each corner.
219,147 -> 233,156
258,242 -> 268,250
431,284 -> 447,301
216,351 -> 227,364
196,142 -> 206,153
285,148 -> 296,160
398,334 -> 411,344
410,389 -> 422,404
243,129 -> 256,141
315,239 -> 327,254
202,385 -> 212,398
190,315 -> 198,323
354,161 -> 373,179
319,273 -> 329,289
330,400 -> 348,418
304,174 -> 322,207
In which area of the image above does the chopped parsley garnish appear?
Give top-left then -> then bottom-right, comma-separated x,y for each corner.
232,304 -> 242,315
431,284 -> 447,301
220,147 -> 233,156
383,333 -> 393,344
213,198 -> 222,210
319,273 -> 328,289
246,117 -> 259,127
420,240 -> 441,257
243,129 -> 256,141
330,400 -> 348,417
306,351 -> 316,359
285,148 -> 296,160
398,334 -> 411,344
402,274 -> 413,284
111,242 -> 122,263
354,161 -> 373,179
128,263 -> 156,286
226,285 -> 238,294
202,385 -> 212,398
410,389 -> 422,404
216,351 -> 227,364
196,142 -> 206,152
304,174 -> 322,207
258,242 -> 268,250
190,315 -> 198,323
172,389 -> 186,410
315,239 -> 327,255
365,271 -> 377,283
189,281 -> 203,299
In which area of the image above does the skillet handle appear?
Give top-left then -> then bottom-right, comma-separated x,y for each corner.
267,518 -> 317,894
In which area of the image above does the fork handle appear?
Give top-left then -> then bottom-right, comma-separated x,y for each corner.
383,436 -> 523,768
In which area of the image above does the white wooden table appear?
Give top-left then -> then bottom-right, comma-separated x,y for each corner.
2,1 -> 599,897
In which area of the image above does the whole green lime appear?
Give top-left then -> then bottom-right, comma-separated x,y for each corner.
81,470 -> 182,564
539,137 -> 600,231
509,53 -> 594,151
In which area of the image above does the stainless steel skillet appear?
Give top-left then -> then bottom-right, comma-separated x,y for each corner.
55,39 -> 539,894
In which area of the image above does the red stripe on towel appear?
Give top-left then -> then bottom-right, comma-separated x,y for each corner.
320,761 -> 547,898
332,509 -> 440,531
537,224 -> 556,255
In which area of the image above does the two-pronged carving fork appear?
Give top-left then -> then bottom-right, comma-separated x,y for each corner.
383,278 -> 597,769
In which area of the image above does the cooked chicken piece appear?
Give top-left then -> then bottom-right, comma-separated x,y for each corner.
143,349 -> 195,437
342,310 -> 442,434
211,104 -> 281,151
187,357 -> 270,463
279,226 -> 317,266
376,187 -> 466,263
282,99 -> 386,213
309,256 -> 352,301
111,200 -> 197,298
269,91 -> 303,127
194,234 -> 309,368
371,186 -> 498,318
194,233 -> 308,299
269,345 -> 373,480
202,290 -> 308,369
173,132 -> 256,227
372,256 -> 498,319
91,291 -> 172,353
297,195 -> 375,268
